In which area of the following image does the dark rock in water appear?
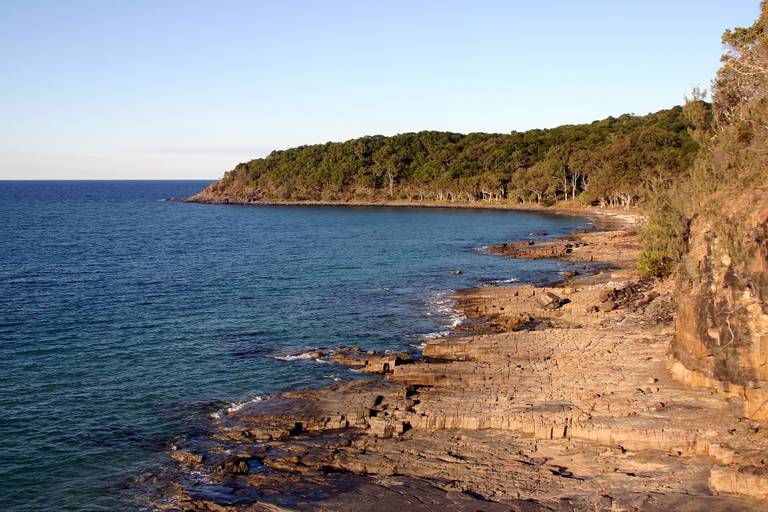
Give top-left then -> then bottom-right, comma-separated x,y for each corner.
487,239 -> 576,260
186,483 -> 261,507
450,270 -> 463,275
528,231 -> 548,236
562,270 -> 578,277
215,455 -> 250,475
170,448 -> 204,465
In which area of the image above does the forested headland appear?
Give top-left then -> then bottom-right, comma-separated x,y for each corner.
194,0 -> 766,288
195,107 -> 702,209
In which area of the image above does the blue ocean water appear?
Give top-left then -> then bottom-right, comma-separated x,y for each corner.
0,181 -> 590,511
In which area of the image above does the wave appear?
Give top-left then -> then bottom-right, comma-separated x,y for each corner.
209,396 -> 264,419
422,330 -> 451,339
273,349 -> 332,364
421,290 -> 466,340
273,352 -> 315,361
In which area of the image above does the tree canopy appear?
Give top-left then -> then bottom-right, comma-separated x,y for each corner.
638,1 -> 768,277
207,107 -> 701,208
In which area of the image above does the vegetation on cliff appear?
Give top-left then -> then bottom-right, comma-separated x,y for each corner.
639,1 -> 768,278
638,1 -> 768,422
202,108 -> 699,208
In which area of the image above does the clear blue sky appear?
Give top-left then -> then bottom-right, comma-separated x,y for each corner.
0,1 -> 760,179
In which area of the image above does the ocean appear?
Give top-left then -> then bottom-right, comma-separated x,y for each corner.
0,180 -> 590,511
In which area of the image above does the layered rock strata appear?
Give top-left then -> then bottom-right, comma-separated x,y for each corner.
147,227 -> 768,511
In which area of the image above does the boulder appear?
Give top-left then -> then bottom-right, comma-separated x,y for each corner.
215,455 -> 250,475
538,291 -> 565,310
170,449 -> 204,465
598,301 -> 617,313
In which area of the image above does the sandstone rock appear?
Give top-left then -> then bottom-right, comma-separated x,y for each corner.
368,416 -> 407,438
330,348 -> 409,373
538,291 -> 564,310
710,464 -> 768,500
672,212 -> 768,420
362,353 -> 409,374
151,226 -> 768,512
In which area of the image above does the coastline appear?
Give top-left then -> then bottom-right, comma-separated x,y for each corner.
184,194 -> 644,235
148,209 -> 768,511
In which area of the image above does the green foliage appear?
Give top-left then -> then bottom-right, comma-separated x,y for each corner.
577,191 -> 596,205
640,1 -> 768,278
637,250 -> 674,278
638,195 -> 688,278
213,108 -> 701,206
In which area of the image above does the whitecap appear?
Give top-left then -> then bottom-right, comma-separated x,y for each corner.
422,330 -> 451,339
210,396 -> 264,419
421,290 -> 466,339
273,351 -> 316,361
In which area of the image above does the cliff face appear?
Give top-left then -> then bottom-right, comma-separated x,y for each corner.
672,205 -> 768,419
667,2 -> 768,420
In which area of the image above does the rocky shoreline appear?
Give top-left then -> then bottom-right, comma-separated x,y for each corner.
144,213 -> 768,511
183,192 -> 640,227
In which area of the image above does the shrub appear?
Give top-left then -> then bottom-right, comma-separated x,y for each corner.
577,191 -> 596,205
638,195 -> 688,278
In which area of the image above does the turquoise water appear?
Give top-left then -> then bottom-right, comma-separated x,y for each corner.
0,181 -> 590,511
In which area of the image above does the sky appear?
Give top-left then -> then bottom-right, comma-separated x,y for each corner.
0,1 -> 760,180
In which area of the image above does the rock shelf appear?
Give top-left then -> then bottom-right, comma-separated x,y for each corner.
148,225 -> 768,511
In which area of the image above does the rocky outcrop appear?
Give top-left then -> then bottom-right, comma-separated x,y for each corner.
145,227 -> 768,511
671,207 -> 768,420
485,230 -> 640,267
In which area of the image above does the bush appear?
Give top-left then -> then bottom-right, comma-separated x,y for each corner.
638,195 -> 689,278
637,249 -> 675,279
577,191 -> 596,205
541,197 -> 557,207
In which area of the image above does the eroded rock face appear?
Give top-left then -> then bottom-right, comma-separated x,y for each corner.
672,210 -> 768,419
